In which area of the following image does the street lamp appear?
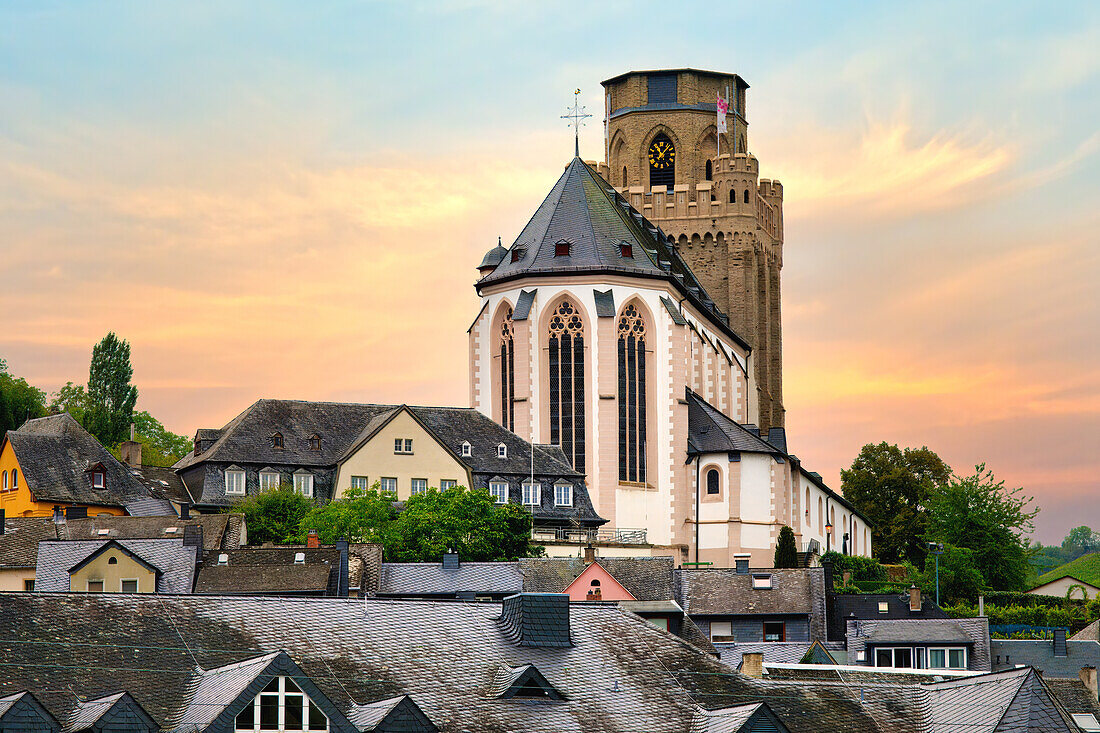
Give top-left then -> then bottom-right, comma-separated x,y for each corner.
825,518 -> 833,553
928,542 -> 944,606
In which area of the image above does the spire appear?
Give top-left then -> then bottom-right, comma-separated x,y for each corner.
561,89 -> 591,158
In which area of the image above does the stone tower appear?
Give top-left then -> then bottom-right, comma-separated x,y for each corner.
600,69 -> 785,430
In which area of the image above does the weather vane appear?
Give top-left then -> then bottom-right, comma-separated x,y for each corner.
561,88 -> 592,158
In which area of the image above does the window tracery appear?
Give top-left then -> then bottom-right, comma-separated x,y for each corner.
617,303 -> 647,483
548,300 -> 585,472
499,307 -> 515,432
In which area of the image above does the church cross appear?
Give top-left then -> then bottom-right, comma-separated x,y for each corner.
561,89 -> 592,157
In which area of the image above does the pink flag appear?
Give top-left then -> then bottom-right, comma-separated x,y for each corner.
716,94 -> 728,133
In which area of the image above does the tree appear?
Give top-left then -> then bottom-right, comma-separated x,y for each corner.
918,544 -> 986,605
1063,526 -> 1100,556
925,463 -> 1038,592
128,410 -> 192,466
774,525 -> 799,568
840,442 -> 951,565
48,381 -> 88,424
232,485 -> 316,546
297,484 -> 543,561
0,359 -> 47,437
84,333 -> 138,446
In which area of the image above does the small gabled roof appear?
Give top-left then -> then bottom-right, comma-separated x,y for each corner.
349,694 -> 438,732
690,702 -> 791,733
68,691 -> 155,732
476,157 -> 748,349
490,663 -> 566,700
66,539 -> 162,577
686,390 -> 781,456
0,690 -> 60,731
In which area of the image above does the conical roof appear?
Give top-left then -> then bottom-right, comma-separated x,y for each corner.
477,157 -> 744,347
479,237 -> 508,269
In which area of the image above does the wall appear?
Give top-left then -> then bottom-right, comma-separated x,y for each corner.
334,410 -> 470,500
562,563 -> 636,601
69,549 -> 157,593
1028,577 -> 1100,599
696,616 -> 810,643
0,568 -> 36,591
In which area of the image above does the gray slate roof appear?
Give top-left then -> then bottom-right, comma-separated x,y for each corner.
476,157 -> 748,349
1072,619 -> 1099,641
714,641 -> 846,670
3,413 -> 155,508
846,617 -> 993,671
991,638 -> 1100,678
377,561 -> 524,596
194,548 -> 341,595
34,538 -> 198,594
519,556 -> 676,601
687,390 -> 783,455
677,568 -> 828,634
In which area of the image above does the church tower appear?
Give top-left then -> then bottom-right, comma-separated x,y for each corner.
601,69 -> 785,431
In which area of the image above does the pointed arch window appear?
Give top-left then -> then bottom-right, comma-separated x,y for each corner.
744,189 -> 751,204
548,300 -> 585,473
617,304 -> 647,483
705,159 -> 713,181
622,166 -> 628,186
729,188 -> 736,204
499,307 -> 515,432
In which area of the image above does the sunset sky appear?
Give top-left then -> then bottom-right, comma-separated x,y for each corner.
2,1 -> 1097,543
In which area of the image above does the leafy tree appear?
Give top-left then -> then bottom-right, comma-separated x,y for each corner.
918,544 -> 986,605
0,358 -> 47,437
925,464 -> 1038,592
298,486 -> 399,544
48,381 -> 88,424
1063,526 -> 1100,556
840,442 -> 951,565
232,485 -> 316,546
129,410 -> 192,466
84,333 -> 138,446
774,525 -> 799,568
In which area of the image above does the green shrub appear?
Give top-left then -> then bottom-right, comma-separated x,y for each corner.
822,551 -> 888,582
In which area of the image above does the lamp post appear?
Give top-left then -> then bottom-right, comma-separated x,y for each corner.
825,518 -> 833,553
928,542 -> 944,606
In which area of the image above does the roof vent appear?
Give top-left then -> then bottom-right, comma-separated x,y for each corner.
164,527 -> 178,534
498,594 -> 572,648
733,553 -> 750,575
217,553 -> 229,566
97,529 -> 110,536
294,552 -> 305,565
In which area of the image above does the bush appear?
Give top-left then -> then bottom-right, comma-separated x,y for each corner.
822,551 -> 888,582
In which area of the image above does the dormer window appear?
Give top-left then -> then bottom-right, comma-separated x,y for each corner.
553,481 -> 573,507
497,443 -> 507,459
619,241 -> 633,258
225,468 -> 246,496
510,247 -> 526,263
308,434 -> 321,451
878,602 -> 889,614
461,441 -> 472,457
521,480 -> 540,506
271,432 -> 284,450
234,676 -> 328,732
91,471 -> 106,489
294,552 -> 305,565
554,239 -> 571,257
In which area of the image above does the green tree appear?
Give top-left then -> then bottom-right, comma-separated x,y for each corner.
840,442 -> 951,565
918,544 -> 986,605
1063,526 -> 1100,556
232,485 -> 315,546
925,463 -> 1038,592
298,486 -> 399,544
129,410 -> 192,466
774,525 -> 799,568
48,381 -> 88,425
84,333 -> 138,446
0,358 -> 47,437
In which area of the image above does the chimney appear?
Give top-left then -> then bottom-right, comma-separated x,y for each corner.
979,595 -> 985,617
734,553 -> 750,575
179,502 -> 190,520
909,585 -> 921,613
742,652 -> 764,678
0,508 -> 5,535
583,545 -> 596,564
119,440 -> 142,468
442,551 -> 459,570
1079,666 -> 1098,700
307,529 -> 320,549
52,506 -> 65,525
498,594 -> 572,647
336,540 -> 349,597
1054,628 -> 1068,657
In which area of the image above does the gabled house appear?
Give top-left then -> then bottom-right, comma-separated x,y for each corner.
826,585 -> 950,641
34,538 -> 200,594
0,413 -> 174,519
176,400 -> 605,535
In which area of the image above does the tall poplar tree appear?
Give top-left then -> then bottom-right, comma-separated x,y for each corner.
84,333 -> 138,446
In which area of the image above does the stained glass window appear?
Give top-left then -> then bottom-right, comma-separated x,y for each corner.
617,304 -> 646,483
499,307 -> 515,432
548,300 -> 585,473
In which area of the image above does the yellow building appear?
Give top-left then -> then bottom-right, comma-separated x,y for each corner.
0,414 -> 142,518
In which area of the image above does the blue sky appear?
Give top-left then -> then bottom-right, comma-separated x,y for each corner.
1,0 -> 1097,542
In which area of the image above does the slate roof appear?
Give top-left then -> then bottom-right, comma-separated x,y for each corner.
519,556 -> 676,601
991,638 -> 1100,678
715,642 -> 845,670
3,413 -> 155,508
689,703 -> 764,733
128,464 -> 194,505
194,548 -> 341,596
847,617 -> 993,671
676,568 -> 828,638
687,390 -> 783,455
67,692 -> 127,730
377,561 -> 524,597
1044,678 -> 1100,726
828,591 -> 949,641
0,516 -> 59,568
171,652 -> 280,731
476,157 -> 749,349
34,538 -> 198,594
1072,619 -> 1100,641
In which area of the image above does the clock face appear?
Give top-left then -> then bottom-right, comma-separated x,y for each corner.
648,139 -> 675,170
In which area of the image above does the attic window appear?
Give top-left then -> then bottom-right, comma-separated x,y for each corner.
308,434 -> 321,451
235,676 -> 328,732
395,438 -> 413,455
751,574 -> 773,589
461,441 -> 472,457
218,554 -> 229,566
497,443 -> 507,459
91,471 -> 106,489
510,248 -> 526,263
108,556 -> 118,564
619,241 -> 633,258
878,602 -> 889,614
499,665 -> 566,701
271,432 -> 284,450
554,239 -> 571,257
294,552 -> 305,565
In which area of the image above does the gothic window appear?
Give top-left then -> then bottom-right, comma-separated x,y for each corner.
729,188 -> 736,204
706,468 -> 720,494
738,135 -> 746,153
622,166 -> 628,186
648,133 -> 675,188
548,300 -> 586,473
499,307 -> 515,432
705,159 -> 713,181
617,304 -> 647,483
744,189 -> 750,204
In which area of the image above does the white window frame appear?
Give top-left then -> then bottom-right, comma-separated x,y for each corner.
521,480 -> 540,506
461,441 -> 471,457
234,675 -> 329,732
293,473 -> 314,498
497,443 -> 507,459
10,469 -> 16,490
349,475 -> 370,491
489,481 -> 508,504
225,470 -> 246,496
120,578 -> 139,593
411,478 -> 428,496
554,483 -> 573,507
928,646 -> 967,670
874,646 -> 915,668
259,471 -> 280,491
440,479 -> 458,490
380,477 -> 397,494
92,471 -> 106,489
1,471 -> 6,490
394,438 -> 413,454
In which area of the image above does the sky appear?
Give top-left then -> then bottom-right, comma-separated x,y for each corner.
1,1 -> 1097,543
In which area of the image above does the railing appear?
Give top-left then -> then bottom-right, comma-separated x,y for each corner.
531,527 -> 648,545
